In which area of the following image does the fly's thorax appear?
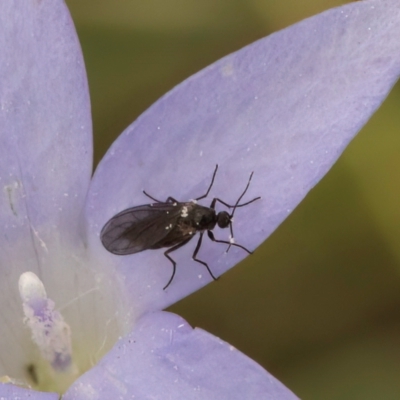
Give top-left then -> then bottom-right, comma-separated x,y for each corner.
183,203 -> 217,231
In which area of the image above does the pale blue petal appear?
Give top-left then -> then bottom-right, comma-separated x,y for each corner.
64,311 -> 298,400
86,0 -> 400,312
0,0 -> 92,379
0,383 -> 58,400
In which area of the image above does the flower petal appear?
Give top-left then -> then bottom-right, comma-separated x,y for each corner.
0,383 -> 58,400
0,0 -> 92,379
86,0 -> 400,311
0,0 -> 92,250
63,311 -> 298,400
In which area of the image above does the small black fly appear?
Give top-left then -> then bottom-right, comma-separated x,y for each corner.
101,165 -> 260,289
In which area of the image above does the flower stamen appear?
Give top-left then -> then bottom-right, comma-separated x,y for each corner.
18,271 -> 76,374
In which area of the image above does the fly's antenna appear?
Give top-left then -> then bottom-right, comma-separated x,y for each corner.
227,171 -> 259,252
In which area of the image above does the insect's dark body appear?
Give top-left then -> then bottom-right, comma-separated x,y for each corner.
101,165 -> 260,289
149,202 -> 219,248
101,202 -> 220,253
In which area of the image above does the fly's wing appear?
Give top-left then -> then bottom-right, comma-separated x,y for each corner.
100,203 -> 182,255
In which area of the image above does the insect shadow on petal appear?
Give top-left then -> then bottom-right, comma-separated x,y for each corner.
101,165 -> 260,290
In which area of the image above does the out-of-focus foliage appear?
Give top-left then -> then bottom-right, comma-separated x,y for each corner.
66,1 -> 400,398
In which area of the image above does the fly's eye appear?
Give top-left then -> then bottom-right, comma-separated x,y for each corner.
217,211 -> 231,228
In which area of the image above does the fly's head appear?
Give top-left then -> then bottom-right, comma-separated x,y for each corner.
216,211 -> 231,229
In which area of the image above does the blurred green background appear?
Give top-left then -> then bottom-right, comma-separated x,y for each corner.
66,1 -> 400,398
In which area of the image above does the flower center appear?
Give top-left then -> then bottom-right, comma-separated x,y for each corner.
0,251 -> 128,395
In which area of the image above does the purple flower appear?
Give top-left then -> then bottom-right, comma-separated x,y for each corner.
0,0 -> 399,399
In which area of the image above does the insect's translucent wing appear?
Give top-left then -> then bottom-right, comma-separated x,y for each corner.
100,203 -> 181,255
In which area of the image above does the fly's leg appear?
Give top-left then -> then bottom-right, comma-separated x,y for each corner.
163,237 -> 192,290
144,164 -> 219,204
208,170 -> 260,209
208,170 -> 260,252
210,196 -> 261,210
208,196 -> 260,253
192,232 -> 218,281
195,165 -> 218,201
165,197 -> 179,203
143,190 -> 178,204
207,230 -> 253,254
143,190 -> 162,203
